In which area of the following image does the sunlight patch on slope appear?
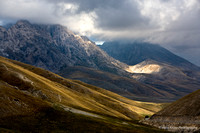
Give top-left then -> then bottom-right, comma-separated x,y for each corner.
125,64 -> 162,74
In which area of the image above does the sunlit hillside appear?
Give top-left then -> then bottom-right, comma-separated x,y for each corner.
0,56 -> 168,132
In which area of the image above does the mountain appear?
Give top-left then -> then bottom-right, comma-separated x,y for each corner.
0,20 -> 178,102
0,20 -> 198,102
142,89 -> 200,132
0,20 -> 127,75
99,41 -> 200,71
99,41 -> 200,101
0,56 -> 168,132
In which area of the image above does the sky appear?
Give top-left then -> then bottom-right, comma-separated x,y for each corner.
0,0 -> 200,66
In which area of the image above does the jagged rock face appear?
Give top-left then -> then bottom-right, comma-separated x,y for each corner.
0,20 -> 127,74
100,41 -> 200,71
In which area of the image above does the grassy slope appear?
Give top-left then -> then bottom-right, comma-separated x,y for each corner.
154,89 -> 200,116
5,56 -> 167,118
0,83 -> 168,133
142,88 -> 200,132
0,56 -> 169,132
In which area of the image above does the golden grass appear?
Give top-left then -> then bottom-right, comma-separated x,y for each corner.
0,56 -> 167,120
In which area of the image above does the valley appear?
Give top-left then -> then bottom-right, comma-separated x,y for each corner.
0,56 -> 168,132
1,21 -> 199,102
0,20 -> 200,132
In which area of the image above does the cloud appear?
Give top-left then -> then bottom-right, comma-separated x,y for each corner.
0,0 -> 55,23
0,0 -> 150,34
95,1 -> 149,31
0,0 -> 200,65
143,0 -> 200,65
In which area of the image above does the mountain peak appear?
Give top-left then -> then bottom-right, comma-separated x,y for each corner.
0,20 -> 127,75
16,20 -> 31,26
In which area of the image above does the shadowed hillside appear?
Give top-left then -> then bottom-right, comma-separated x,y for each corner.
142,89 -> 200,132
60,66 -> 176,102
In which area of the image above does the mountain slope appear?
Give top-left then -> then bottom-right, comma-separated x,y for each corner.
142,89 -> 200,132
99,41 -> 199,71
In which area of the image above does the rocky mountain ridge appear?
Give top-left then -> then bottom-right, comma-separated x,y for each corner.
0,20 -> 127,75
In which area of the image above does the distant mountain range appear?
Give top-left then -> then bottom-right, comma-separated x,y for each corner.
0,20 -> 199,102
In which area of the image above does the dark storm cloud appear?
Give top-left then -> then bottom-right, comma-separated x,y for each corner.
0,0 -> 149,30
94,1 -> 149,30
77,0 -> 149,29
48,0 -> 132,12
46,0 -> 150,30
147,2 -> 200,66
